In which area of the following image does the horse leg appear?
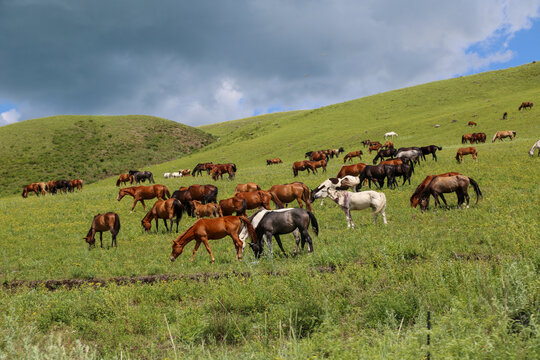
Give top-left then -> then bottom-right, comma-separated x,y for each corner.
155,218 -> 159,233
301,230 -> 313,252
230,232 -> 243,260
296,196 -> 304,208
100,232 -> 103,248
264,232 -> 274,257
439,193 -> 450,210
344,207 -> 354,228
273,234 -> 288,257
190,240 -> 202,261
292,229 -> 301,255
163,219 -> 169,232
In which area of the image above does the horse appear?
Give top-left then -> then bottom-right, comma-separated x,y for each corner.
243,208 -> 318,258
266,158 -> 283,165
528,139 -> 540,156
396,148 -> 422,165
418,175 -> 482,212
336,163 -> 367,178
117,184 -> 170,212
219,197 -> 248,216
357,164 -> 388,190
492,131 -> 516,142
310,176 -> 360,206
46,180 -> 57,194
22,183 -> 41,198
468,121 -> 477,127
383,163 -> 413,188
518,102 -> 533,110
368,144 -> 383,153
51,180 -> 71,194
308,159 -> 327,173
171,184 -> 218,216
372,148 -> 398,164
410,173 -> 461,208
502,112 -> 508,119
170,216 -> 257,263
383,141 -> 394,149
193,163 -> 214,176
211,163 -> 237,180
361,140 -> 371,148
267,182 -> 313,211
384,131 -> 398,140
456,147 -> 478,163
180,169 -> 191,176
235,183 -> 261,194
312,187 -> 387,227
293,160 -> 316,177
234,190 -> 283,212
141,198 -> 183,233
462,134 -> 474,144
130,171 -> 155,184
116,173 -> 131,186
192,200 -> 223,219
309,151 -> 327,162
471,133 -> 486,144
36,182 -> 48,195
420,145 -> 442,161
328,147 -> 345,158
69,179 -> 83,191
343,151 -> 363,163
83,212 -> 120,249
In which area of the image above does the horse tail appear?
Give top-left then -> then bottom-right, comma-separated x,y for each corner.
301,184 -> 311,206
491,132 -> 498,142
207,186 -> 219,203
373,192 -> 386,215
467,177 -> 483,204
513,131 -> 517,137
437,146 -> 442,150
406,158 -> 414,174
269,191 -> 284,209
116,177 -> 121,187
172,199 -> 183,222
239,216 -> 257,244
114,213 -> 121,233
164,186 -> 171,199
307,211 -> 319,236
455,152 -> 460,162
293,166 -> 298,177
239,198 -> 247,216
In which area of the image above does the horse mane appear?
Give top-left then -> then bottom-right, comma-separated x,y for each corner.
173,222 -> 197,245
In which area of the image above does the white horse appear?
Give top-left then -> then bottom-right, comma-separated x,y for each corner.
163,172 -> 171,179
311,176 -> 360,206
312,187 -> 387,227
170,172 -> 182,178
528,139 -> 540,156
384,131 -> 398,140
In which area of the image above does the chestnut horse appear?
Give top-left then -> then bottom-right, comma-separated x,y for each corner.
69,179 -> 84,191
410,172 -> 461,207
117,185 -> 170,212
309,151 -> 327,161
46,180 -> 57,193
308,159 -> 327,173
234,190 -> 283,211
368,144 -> 383,153
468,121 -> 477,127
211,163 -> 237,180
193,162 -> 214,176
192,200 -> 223,219
492,130 -> 516,142
361,140 -> 371,148
372,148 -> 398,164
456,147 -> 478,163
336,163 -> 367,178
267,158 -> 283,165
22,183 -> 43,198
267,182 -> 313,211
83,212 -> 120,249
141,198 -> 184,233
418,175 -> 482,212
471,133 -> 486,144
461,134 -> 474,144
116,174 -> 131,187
219,197 -> 248,216
170,216 -> 257,263
383,141 -> 394,149
171,184 -> 218,216
518,102 -> 533,110
235,183 -> 261,194
293,160 -> 316,177
343,150 -> 363,163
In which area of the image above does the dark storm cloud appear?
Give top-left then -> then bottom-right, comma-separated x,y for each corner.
0,1 -> 539,125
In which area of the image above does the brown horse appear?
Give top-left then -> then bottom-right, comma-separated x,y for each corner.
234,190 -> 283,211
267,158 -> 283,165
461,133 -> 474,144
471,132 -> 486,143
211,163 -> 237,180
308,159 -> 327,173
117,185 -> 170,212
410,172 -> 461,207
69,179 -> 84,191
368,144 -> 382,153
456,147 -> 478,162
492,130 -> 516,142
267,182 -> 313,211
336,163 -> 367,178
170,216 -> 257,263
141,198 -> 184,233
193,162 -> 215,176
380,158 -> 403,166
309,151 -> 327,161
293,160 -> 316,177
418,175 -> 482,212
192,200 -> 223,219
171,184 -> 218,216
219,197 -> 248,216
343,150 -> 363,163
83,212 -> 120,249
46,180 -> 57,194
22,183 -> 42,198
383,141 -> 394,149
518,102 -> 533,110
468,121 -> 477,127
361,140 -> 371,148
234,183 -> 261,194
116,174 -> 131,187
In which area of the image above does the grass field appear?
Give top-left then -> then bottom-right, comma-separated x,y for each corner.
0,63 -> 539,359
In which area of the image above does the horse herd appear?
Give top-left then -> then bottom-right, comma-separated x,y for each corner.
22,179 -> 83,198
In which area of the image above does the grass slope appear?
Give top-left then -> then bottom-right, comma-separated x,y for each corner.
0,63 -> 539,359
0,115 -> 214,197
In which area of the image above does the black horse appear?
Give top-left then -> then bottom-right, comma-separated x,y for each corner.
52,179 -> 72,194
247,208 -> 318,258
383,163 -> 414,188
420,145 -> 443,161
372,148 -> 398,164
131,171 -> 155,184
357,164 -> 388,190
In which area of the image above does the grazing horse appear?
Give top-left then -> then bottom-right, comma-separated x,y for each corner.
267,182 -> 313,211
383,141 -> 394,149
383,163 -> 413,188
192,200 -> 223,219
492,130 -> 516,142
141,198 -> 184,233
180,169 -> 191,176
343,150 -> 363,163
502,112 -> 508,119
528,139 -> 540,156
308,159 -> 327,173
234,190 -> 283,211
219,197 -> 248,216
410,173 -> 461,208
309,151 -> 327,161
211,163 -> 237,180
361,140 -> 371,148
418,175 -> 482,212
471,133 -> 486,144
336,163 -> 367,178
328,147 -> 345,158
518,102 -> 533,110
234,183 -> 261,194
396,148 -> 422,165
384,131 -> 398,140
130,171 -> 155,184
51,180 -> 71,194
310,176 -> 360,206
312,187 -> 387,227
193,163 -> 214,176
357,164 -> 388,190
372,148 -> 398,164
368,144 -> 383,153
116,173 -> 131,186
22,183 -> 42,198
266,158 -> 283,165
169,216 -> 257,263
83,212 -> 120,249
462,134 -> 474,144
36,182 -> 48,195
171,184 -> 219,216
420,145 -> 442,161
468,121 -> 477,127
69,179 -> 83,191
117,184 -> 170,212
292,160 -> 316,177
243,208 -> 318,258
456,147 -> 478,163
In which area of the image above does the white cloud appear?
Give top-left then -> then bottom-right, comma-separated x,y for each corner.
0,108 -> 21,125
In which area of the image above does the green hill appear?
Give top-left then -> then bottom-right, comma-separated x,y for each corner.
0,115 -> 214,196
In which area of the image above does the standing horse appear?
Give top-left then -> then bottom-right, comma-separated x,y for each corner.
235,183 -> 261,194
211,163 -> 237,180
518,102 -> 533,110
410,173 -> 461,208
336,163 -> 367,178
22,183 -> 41,198
267,182 -> 313,211
69,179 -> 84,191
243,208 -> 318,258
310,176 -> 360,206
328,147 -> 345,158
83,212 -> 120,249
343,150 -> 363,163
420,145 -> 442,161
309,151 -> 327,161
266,158 -> 283,165
116,173 -> 131,187
456,147 -> 478,163
193,163 -> 214,176
372,148 -> 398,164
170,216 -> 257,263
368,144 -> 382,153
384,131 -> 398,140
383,141 -> 394,149
383,163 -> 413,188
171,184 -> 218,216
234,190 -> 283,211
131,171 -> 155,184
468,121 -> 477,127
462,134 -> 474,144
292,160 -> 316,177
308,159 -> 327,173
361,140 -> 371,148
418,175 -> 482,212
396,148 -> 422,165
528,139 -> 540,156
219,197 -> 248,216
141,198 -> 184,233
492,131 -> 516,142
191,200 -> 222,219
117,184 -> 170,212
471,133 -> 486,144
357,164 -> 387,190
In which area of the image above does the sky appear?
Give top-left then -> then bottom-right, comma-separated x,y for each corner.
1,1 -> 540,127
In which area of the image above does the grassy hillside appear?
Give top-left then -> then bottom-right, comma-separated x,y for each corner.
0,64 -> 539,359
0,115 -> 214,196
